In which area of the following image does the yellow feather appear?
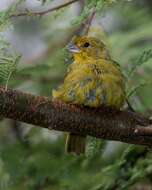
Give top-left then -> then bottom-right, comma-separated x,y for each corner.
52,57 -> 125,108
52,36 -> 125,154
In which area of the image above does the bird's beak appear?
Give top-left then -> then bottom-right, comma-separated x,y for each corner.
68,43 -> 80,53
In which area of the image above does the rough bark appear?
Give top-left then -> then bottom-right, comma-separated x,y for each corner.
0,86 -> 152,146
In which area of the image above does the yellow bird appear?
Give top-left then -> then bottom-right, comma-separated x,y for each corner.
52,36 -> 125,155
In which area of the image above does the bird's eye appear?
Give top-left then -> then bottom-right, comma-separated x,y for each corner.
83,42 -> 90,48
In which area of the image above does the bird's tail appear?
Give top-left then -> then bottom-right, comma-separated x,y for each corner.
65,133 -> 86,155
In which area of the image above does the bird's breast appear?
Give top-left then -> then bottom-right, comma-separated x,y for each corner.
53,60 -> 125,108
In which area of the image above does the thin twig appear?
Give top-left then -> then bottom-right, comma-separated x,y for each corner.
10,0 -> 78,18
72,8 -> 96,36
83,8 -> 96,35
127,82 -> 152,98
126,99 -> 135,112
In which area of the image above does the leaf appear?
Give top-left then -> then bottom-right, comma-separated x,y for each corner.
0,54 -> 21,89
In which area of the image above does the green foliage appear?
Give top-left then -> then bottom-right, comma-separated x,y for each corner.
0,36 -> 20,88
128,49 -> 152,78
0,0 -> 152,190
0,11 -> 10,31
0,0 -> 25,30
72,0 -> 128,26
90,146 -> 148,190
126,49 -> 152,98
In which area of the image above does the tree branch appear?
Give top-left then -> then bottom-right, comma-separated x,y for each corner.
0,86 -> 152,146
82,8 -> 96,35
10,0 -> 78,18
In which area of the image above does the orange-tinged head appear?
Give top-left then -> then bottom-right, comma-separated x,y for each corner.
68,36 -> 110,61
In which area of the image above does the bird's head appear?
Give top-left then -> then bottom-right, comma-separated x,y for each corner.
68,36 -> 110,62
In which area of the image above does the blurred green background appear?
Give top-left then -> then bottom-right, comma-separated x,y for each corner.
0,0 -> 152,189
